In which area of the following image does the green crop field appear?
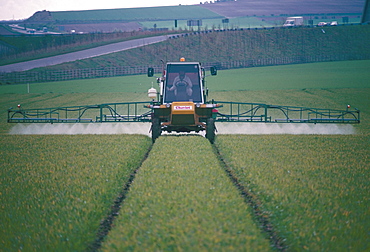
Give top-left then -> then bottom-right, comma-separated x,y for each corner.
0,135 -> 151,251
139,16 -> 271,31
210,60 -> 370,91
0,61 -> 369,251
1,60 -> 369,93
216,135 -> 369,251
101,136 -> 271,251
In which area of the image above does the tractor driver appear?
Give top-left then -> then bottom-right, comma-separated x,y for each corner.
168,71 -> 193,100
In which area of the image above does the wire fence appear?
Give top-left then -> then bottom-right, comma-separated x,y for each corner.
1,53 -> 369,84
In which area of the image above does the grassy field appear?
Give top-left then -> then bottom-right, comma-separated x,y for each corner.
2,60 -> 369,93
209,60 -> 370,91
0,61 -> 369,250
0,135 -> 152,251
48,5 -> 271,31
216,135 -> 369,251
139,16 -> 272,31
101,136 -> 272,251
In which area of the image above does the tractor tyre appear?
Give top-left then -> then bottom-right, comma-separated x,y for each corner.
205,117 -> 216,144
152,117 -> 161,143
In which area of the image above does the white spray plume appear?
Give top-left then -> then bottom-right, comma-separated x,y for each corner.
9,123 -> 151,136
215,122 -> 355,135
9,122 -> 355,136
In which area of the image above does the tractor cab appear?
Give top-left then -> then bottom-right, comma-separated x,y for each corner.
147,59 -> 219,143
163,62 -> 203,104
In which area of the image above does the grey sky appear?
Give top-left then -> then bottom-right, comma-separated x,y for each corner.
0,0 -> 200,20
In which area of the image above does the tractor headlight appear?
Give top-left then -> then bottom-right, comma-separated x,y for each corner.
166,103 -> 171,108
196,103 -> 201,108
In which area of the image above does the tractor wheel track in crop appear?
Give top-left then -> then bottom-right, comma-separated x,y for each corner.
212,144 -> 287,252
86,139 -> 286,251
86,144 -> 153,252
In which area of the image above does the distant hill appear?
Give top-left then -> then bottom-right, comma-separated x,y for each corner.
202,0 -> 365,17
27,0 -> 365,22
22,0 -> 365,33
49,6 -> 222,22
25,6 -> 223,33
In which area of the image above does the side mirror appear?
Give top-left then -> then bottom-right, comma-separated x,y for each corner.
210,66 -> 217,76
147,67 -> 154,77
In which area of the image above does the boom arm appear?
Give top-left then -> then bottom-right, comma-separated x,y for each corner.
8,101 -> 360,124
7,102 -> 152,123
214,101 -> 360,123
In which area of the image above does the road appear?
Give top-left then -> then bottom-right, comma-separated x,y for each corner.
0,35 -> 170,73
8,24 -> 61,35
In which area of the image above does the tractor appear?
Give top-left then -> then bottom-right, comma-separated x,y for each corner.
7,58 -> 360,143
146,58 -> 219,143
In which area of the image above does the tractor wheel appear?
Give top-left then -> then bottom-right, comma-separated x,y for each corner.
152,117 -> 161,143
205,117 -> 215,144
